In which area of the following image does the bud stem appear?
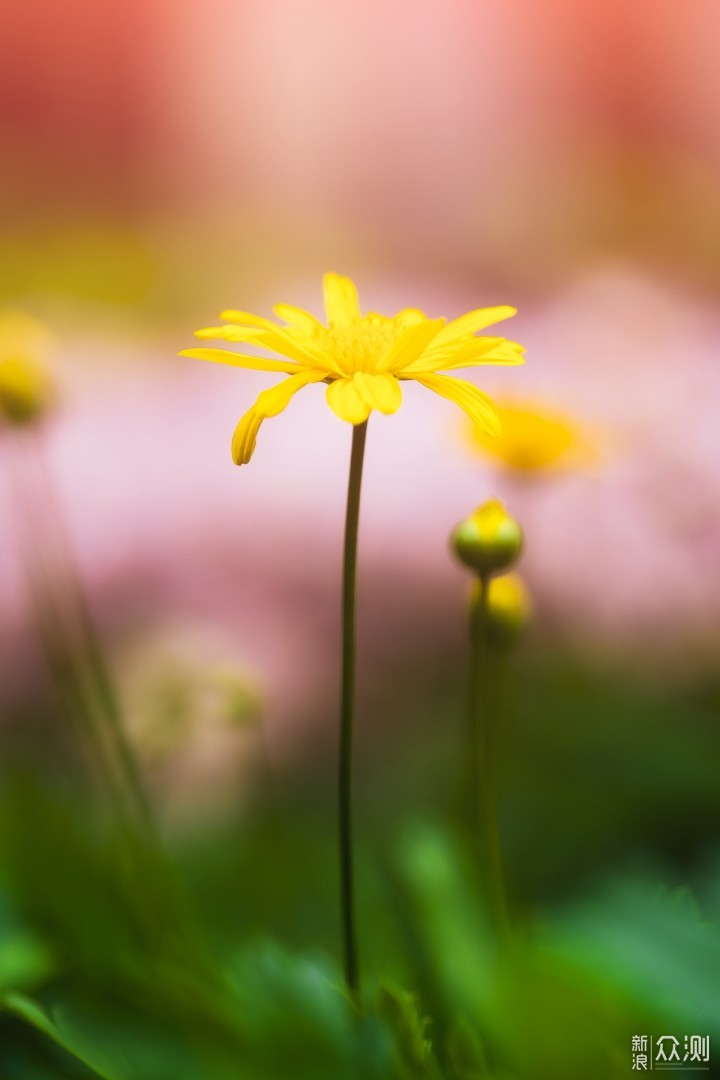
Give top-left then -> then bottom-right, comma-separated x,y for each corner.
469,573 -> 511,938
339,419 -> 367,1002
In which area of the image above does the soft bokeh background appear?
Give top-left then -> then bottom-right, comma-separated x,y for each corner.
1,2 -> 719,1076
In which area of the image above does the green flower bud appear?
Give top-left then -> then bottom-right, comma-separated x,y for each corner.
451,499 -> 523,576
471,572 -> 531,649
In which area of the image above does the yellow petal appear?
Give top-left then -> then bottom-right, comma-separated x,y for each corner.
204,309 -> 332,369
179,348 -> 300,374
194,325 -> 259,343
431,306 -> 517,348
411,339 -> 526,374
413,373 -> 501,437
353,371 -> 403,414
484,340 -> 526,356
323,273 -> 361,327
219,310 -> 278,329
394,307 -> 428,327
326,376 -> 372,424
231,370 -> 327,465
378,318 -> 445,373
249,329 -> 337,371
273,303 -> 324,333
406,335 -> 504,371
231,409 -> 263,467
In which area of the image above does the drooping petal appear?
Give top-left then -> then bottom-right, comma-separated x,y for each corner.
353,371 -> 403,414
231,370 -> 327,465
179,347 -> 300,374
231,408 -> 263,467
323,273 -> 361,326
431,306 -> 517,349
273,303 -> 324,333
378,318 -> 446,373
412,373 -> 501,437
326,376 -> 372,424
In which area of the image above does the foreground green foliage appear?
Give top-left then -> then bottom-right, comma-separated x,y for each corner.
1,653 -> 718,1078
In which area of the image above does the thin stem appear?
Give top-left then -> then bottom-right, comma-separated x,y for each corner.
29,434 -> 155,834
339,419 -> 367,1000
469,574 -> 510,938
5,437 -> 130,817
4,433 -> 214,975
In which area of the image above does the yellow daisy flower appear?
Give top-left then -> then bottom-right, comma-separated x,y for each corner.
181,272 -> 525,464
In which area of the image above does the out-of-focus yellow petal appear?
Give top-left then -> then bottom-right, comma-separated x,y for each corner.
326,376 -> 372,424
413,373 -> 501,437
353,372 -> 403,414
231,370 -> 326,464
379,319 -> 445,373
469,399 -> 595,471
323,273 -> 361,327
179,348 -> 300,374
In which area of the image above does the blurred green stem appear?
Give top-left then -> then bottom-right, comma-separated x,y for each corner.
3,433 -> 222,983
9,431 -> 154,834
339,419 -> 367,1001
469,573 -> 510,938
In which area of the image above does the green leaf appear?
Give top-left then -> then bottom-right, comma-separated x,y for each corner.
376,982 -> 442,1079
0,993 -> 116,1079
446,1019 -> 491,1079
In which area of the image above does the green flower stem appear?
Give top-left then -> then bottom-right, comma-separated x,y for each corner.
6,440 -> 123,808
12,433 -> 155,834
339,419 -> 368,1000
469,573 -> 510,938
36,437 -> 155,833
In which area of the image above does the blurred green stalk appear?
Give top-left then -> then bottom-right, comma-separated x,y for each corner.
6,429 -> 154,833
468,574 -> 510,938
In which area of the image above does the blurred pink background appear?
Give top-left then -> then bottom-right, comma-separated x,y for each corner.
1,0 -> 719,765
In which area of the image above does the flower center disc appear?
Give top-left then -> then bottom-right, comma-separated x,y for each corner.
322,318 -> 398,374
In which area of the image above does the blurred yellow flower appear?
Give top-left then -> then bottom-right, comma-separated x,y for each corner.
469,398 -> 593,472
181,272 -> 525,464
0,311 -> 55,425
473,572 -> 532,649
